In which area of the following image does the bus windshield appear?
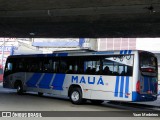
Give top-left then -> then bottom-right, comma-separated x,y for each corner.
140,52 -> 157,74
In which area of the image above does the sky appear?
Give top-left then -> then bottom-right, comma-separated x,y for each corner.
136,38 -> 160,52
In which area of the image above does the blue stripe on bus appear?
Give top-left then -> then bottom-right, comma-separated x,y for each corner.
51,74 -> 66,90
36,54 -> 45,57
120,76 -> 124,97
124,50 -> 127,54
38,74 -> 54,89
58,53 -> 68,56
26,73 -> 42,87
47,54 -> 57,57
120,50 -> 132,55
128,50 -> 132,54
120,50 -> 123,54
125,76 -> 129,98
95,51 -> 114,55
114,76 -> 119,97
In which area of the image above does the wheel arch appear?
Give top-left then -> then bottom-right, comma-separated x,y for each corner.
14,80 -> 23,89
68,84 -> 83,97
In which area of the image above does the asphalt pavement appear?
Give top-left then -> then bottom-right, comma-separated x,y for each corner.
0,82 -> 160,119
0,82 -> 118,111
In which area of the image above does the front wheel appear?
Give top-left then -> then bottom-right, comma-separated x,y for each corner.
69,87 -> 84,105
17,84 -> 24,95
38,92 -> 43,96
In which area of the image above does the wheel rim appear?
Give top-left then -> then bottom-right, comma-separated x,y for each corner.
17,86 -> 21,92
71,91 -> 80,102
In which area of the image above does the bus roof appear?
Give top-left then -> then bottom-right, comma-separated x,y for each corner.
7,50 -> 154,58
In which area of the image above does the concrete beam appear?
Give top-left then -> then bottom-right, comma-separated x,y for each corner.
0,0 -> 159,10
0,5 -> 160,18
0,0 -> 160,37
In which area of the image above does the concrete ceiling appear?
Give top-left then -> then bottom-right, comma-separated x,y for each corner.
0,0 -> 160,38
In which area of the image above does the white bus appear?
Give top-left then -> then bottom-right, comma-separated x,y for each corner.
3,50 -> 158,104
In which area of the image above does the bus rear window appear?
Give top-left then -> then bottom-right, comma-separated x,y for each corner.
140,52 -> 157,73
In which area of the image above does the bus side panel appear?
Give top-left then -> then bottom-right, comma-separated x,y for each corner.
3,74 -> 14,88
3,72 -> 26,89
25,73 -> 63,95
25,73 -> 42,88
90,76 -> 133,101
24,73 -> 134,102
63,74 -> 133,101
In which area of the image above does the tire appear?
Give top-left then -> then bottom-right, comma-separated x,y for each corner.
69,87 -> 84,105
90,100 -> 104,105
17,83 -> 24,95
38,92 -> 43,96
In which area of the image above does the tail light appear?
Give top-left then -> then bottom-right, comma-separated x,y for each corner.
136,80 -> 140,94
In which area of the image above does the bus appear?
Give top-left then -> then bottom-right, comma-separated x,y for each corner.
3,50 -> 158,104
0,65 -> 3,82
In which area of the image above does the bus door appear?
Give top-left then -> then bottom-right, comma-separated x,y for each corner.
139,52 -> 158,95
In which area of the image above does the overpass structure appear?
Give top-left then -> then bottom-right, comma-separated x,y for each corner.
0,0 -> 160,38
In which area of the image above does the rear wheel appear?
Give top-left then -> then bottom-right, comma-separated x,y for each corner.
69,87 -> 84,105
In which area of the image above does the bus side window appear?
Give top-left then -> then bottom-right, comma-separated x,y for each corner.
84,60 -> 100,75
126,66 -> 132,76
60,60 -> 67,73
85,67 -> 91,74
103,66 -> 111,75
53,61 -> 59,73
66,65 -> 73,74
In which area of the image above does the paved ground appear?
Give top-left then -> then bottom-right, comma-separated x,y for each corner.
0,82 -> 120,111
0,82 -> 160,111
136,97 -> 160,106
0,82 -> 160,119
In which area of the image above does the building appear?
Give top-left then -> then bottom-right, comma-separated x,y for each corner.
32,38 -> 81,53
0,38 -> 42,82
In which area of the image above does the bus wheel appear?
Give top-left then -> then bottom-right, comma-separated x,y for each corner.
69,87 -> 83,105
90,100 -> 104,105
38,92 -> 43,96
17,84 -> 23,95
